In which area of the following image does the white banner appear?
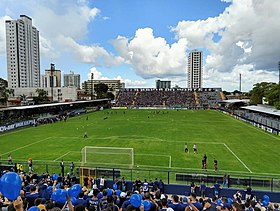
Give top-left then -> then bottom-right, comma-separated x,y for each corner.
0,119 -> 35,133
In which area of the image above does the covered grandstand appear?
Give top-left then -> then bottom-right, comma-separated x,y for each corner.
0,99 -> 111,132
232,105 -> 280,134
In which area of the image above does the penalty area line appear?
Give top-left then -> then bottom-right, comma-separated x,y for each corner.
223,143 -> 252,173
53,151 -> 76,161
0,137 -> 53,157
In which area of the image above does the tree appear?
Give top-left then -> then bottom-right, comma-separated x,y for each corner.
106,92 -> 115,100
222,90 -> 231,96
33,89 -> 49,104
232,90 -> 241,95
94,83 -> 110,99
275,102 -> 280,110
0,78 -> 12,107
94,83 -> 109,94
248,82 -> 280,108
248,82 -> 275,105
264,83 -> 279,106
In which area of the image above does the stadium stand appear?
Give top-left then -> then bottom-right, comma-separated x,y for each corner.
115,88 -> 222,109
0,99 -> 110,132
217,104 -> 280,135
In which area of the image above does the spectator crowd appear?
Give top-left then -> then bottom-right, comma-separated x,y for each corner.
115,89 -> 221,109
0,170 -> 277,211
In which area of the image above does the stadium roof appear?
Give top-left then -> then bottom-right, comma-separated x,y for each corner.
221,99 -> 250,104
0,99 -> 109,111
241,105 -> 280,117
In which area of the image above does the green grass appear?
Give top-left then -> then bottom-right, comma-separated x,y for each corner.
1,109 -> 280,180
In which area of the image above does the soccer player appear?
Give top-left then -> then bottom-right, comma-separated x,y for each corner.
202,154 -> 207,170
202,159 -> 206,170
184,143 -> 189,153
203,154 -> 207,163
84,132 -> 88,139
193,143 -> 197,154
214,159 -> 218,172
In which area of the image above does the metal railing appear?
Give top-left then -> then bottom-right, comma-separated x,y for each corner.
1,160 -> 280,192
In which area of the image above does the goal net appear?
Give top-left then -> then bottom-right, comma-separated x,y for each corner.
81,146 -> 134,167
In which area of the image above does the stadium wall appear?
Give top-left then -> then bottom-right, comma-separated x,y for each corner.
104,180 -> 280,202
218,109 -> 280,136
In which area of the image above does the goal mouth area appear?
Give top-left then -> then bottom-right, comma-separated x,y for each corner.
81,146 -> 134,166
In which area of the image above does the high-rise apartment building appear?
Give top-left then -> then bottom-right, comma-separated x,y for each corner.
6,15 -> 40,88
41,64 -> 62,88
156,80 -> 171,89
64,71 -> 80,89
187,50 -> 203,89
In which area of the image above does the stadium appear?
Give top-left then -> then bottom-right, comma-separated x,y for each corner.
1,88 -> 280,207
1,0 -> 280,210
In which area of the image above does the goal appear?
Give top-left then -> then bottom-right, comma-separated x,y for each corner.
81,146 -> 134,166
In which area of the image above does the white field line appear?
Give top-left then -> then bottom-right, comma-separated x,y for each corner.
10,158 -> 76,163
0,130 -> 20,137
83,152 -> 132,155
0,126 -> 35,137
53,136 -> 223,145
82,162 -> 131,166
223,143 -> 253,173
135,154 -> 170,157
53,151 -> 73,161
0,137 -> 52,156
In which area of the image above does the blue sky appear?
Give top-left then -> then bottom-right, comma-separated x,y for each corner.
0,0 -> 279,91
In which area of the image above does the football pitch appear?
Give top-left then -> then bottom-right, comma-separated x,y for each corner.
1,109 -> 280,178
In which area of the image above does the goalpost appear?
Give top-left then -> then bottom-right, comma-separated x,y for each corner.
81,146 -> 134,166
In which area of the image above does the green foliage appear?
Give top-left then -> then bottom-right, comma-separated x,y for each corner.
0,78 -> 8,87
232,90 -> 241,95
33,89 -> 49,104
94,83 -> 115,100
264,83 -> 280,106
94,83 -> 109,94
275,102 -> 280,110
222,90 -> 231,96
0,79 -> 13,105
106,92 -> 115,100
249,82 -> 277,105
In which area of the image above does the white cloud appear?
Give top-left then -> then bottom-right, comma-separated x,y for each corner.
58,36 -> 124,67
112,28 -> 188,79
30,2 -> 100,60
87,67 -> 146,87
173,0 -> 280,90
0,16 -> 12,55
204,64 -> 278,91
88,67 -> 108,80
